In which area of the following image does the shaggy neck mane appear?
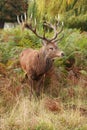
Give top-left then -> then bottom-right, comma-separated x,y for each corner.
31,47 -> 53,80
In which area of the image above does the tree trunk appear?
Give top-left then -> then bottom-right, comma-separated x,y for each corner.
0,20 -> 4,29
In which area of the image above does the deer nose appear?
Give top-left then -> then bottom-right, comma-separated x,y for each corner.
61,52 -> 65,57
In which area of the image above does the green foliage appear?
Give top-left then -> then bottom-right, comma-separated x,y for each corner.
0,27 -> 42,63
19,32 -> 41,48
35,0 -> 68,19
61,0 -> 87,30
63,13 -> 87,31
27,0 -> 87,30
58,29 -> 87,68
0,42 -> 21,63
28,0 -> 37,20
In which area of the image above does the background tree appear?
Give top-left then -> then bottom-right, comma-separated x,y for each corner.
35,0 -> 87,17
0,0 -> 28,28
29,0 -> 87,30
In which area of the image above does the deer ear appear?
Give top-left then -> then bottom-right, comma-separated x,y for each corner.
42,40 -> 47,46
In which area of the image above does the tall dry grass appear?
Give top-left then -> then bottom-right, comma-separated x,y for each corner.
0,92 -> 87,130
0,66 -> 87,130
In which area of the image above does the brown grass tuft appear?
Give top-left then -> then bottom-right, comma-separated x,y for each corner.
43,97 -> 63,112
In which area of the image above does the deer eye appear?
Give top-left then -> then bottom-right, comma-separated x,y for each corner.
49,47 -> 53,50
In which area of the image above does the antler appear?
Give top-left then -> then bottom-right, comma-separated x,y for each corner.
43,20 -> 64,42
17,13 -> 64,42
17,12 -> 27,30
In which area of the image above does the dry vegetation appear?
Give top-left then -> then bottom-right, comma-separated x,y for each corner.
0,28 -> 87,130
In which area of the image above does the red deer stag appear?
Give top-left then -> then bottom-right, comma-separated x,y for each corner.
17,13 -> 64,97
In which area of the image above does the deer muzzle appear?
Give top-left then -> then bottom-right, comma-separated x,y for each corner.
56,51 -> 65,57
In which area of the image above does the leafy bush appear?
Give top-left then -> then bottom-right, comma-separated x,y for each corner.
58,29 -> 87,69
63,14 -> 87,31
19,32 -> 41,48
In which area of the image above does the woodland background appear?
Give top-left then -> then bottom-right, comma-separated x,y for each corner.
0,0 -> 87,130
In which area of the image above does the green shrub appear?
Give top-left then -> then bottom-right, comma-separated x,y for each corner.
63,14 -> 87,31
19,33 -> 41,48
58,29 -> 87,68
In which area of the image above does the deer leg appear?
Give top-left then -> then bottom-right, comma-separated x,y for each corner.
21,73 -> 28,83
27,75 -> 34,100
40,75 -> 45,98
30,79 -> 34,100
36,76 -> 44,98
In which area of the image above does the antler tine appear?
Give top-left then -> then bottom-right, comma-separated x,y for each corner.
43,27 -> 46,38
33,18 -> 37,32
57,14 -> 60,26
17,13 -> 27,31
43,21 -> 46,38
35,18 -> 36,26
21,15 -> 24,23
17,15 -> 21,25
44,21 -> 55,30
53,21 -> 64,42
55,22 -> 63,37
17,13 -> 26,25
24,12 -> 27,21
53,33 -> 64,43
30,14 -> 33,21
